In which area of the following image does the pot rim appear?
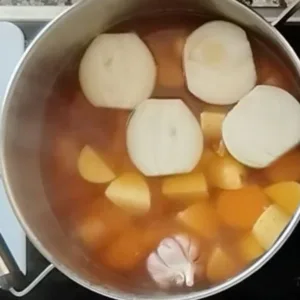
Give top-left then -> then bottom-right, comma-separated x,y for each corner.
1,0 -> 300,299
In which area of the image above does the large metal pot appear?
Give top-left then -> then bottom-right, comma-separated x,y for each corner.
1,0 -> 300,299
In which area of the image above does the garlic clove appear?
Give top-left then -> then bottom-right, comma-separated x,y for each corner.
147,234 -> 199,289
79,33 -> 156,109
162,173 -> 208,201
126,99 -> 203,177
184,21 -> 256,105
77,145 -> 116,183
222,85 -> 300,168
252,204 -> 290,250
105,172 -> 151,216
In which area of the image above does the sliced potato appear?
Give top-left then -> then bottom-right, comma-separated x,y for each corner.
252,204 -> 290,250
217,186 -> 269,230
237,234 -> 264,263
77,145 -> 116,183
176,201 -> 219,240
105,172 -> 151,216
207,155 -> 246,190
162,173 -> 208,200
206,247 -> 239,283
200,107 -> 227,141
264,181 -> 300,215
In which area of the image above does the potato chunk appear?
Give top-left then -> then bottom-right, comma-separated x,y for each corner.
78,145 -> 116,183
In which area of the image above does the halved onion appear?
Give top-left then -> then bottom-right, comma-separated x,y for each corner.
184,21 -> 256,105
79,33 -> 156,109
223,85 -> 300,168
127,99 -> 203,177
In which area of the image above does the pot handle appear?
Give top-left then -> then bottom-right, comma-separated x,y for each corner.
0,236 -> 55,297
270,0 -> 300,27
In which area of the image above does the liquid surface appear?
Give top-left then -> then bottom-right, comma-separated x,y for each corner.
41,14 -> 300,290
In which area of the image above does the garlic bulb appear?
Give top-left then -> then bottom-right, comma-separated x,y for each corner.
126,99 -> 203,177
222,85 -> 300,168
147,235 -> 199,289
184,21 -> 256,105
79,33 -> 156,109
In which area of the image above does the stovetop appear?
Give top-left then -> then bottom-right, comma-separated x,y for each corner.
1,6 -> 300,300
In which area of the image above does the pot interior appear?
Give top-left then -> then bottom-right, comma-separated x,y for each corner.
2,0 -> 300,299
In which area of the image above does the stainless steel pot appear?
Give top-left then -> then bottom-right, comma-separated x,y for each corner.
1,0 -> 300,299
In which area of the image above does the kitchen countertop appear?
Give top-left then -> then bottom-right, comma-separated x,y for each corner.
0,0 -> 296,6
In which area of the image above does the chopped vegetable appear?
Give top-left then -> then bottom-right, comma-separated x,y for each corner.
264,181 -> 300,215
79,33 -> 156,109
206,246 -> 239,283
105,172 -> 151,216
217,186 -> 269,230
75,201 -> 131,251
184,21 -> 256,105
265,149 -> 300,182
145,28 -> 187,88
237,233 -> 264,262
223,85 -> 300,168
252,204 -> 290,250
200,107 -> 227,141
176,201 -> 219,239
77,145 -> 116,183
101,227 -> 150,271
212,140 -> 229,158
162,173 -> 208,201
127,99 -> 203,176
207,155 -> 246,190
53,134 -> 80,175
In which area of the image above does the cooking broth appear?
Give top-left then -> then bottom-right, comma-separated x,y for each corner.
41,13 -> 300,290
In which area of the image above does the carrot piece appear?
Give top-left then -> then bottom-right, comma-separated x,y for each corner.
101,227 -> 148,271
176,201 -> 219,239
217,186 -> 270,230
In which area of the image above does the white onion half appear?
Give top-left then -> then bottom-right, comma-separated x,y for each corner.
79,33 -> 156,109
222,85 -> 300,168
184,21 -> 257,105
127,99 -> 203,177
